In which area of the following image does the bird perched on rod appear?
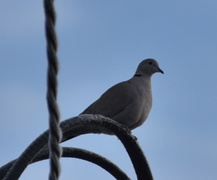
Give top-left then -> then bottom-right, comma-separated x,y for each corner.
81,58 -> 163,134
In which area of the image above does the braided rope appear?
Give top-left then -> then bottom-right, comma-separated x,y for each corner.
44,0 -> 62,179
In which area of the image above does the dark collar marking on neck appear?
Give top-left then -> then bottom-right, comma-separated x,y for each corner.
134,74 -> 142,77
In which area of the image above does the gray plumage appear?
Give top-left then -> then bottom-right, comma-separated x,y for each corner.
81,59 -> 163,133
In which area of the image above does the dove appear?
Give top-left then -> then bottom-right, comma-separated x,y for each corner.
81,58 -> 163,134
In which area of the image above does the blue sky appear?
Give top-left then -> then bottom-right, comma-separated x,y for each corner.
1,0 -> 217,179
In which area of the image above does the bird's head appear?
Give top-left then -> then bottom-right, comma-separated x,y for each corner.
135,58 -> 164,76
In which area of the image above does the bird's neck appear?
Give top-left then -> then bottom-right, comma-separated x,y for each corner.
132,74 -> 152,90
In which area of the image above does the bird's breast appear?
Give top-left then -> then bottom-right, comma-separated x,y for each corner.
130,77 -> 152,128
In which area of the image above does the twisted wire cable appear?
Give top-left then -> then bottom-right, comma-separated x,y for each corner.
44,0 -> 62,179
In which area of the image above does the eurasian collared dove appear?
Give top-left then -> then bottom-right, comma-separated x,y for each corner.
81,58 -> 163,134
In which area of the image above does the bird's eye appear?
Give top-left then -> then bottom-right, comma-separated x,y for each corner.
148,62 -> 153,65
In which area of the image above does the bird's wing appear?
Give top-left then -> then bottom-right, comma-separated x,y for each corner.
81,81 -> 133,119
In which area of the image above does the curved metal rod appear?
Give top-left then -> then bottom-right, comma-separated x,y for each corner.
2,114 -> 153,180
39,147 -> 130,180
0,147 -> 130,180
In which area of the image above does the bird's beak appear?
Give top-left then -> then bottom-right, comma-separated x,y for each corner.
158,67 -> 164,74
